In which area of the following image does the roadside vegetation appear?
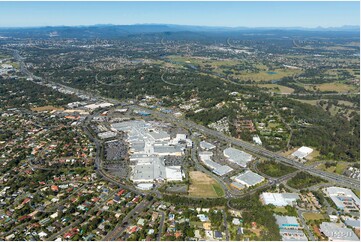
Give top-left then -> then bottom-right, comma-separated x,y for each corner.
257,160 -> 297,177
286,172 -> 327,189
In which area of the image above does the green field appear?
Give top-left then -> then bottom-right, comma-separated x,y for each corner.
257,160 -> 297,177
188,171 -> 224,198
317,162 -> 349,175
304,82 -> 358,93
231,68 -> 302,82
287,172 -> 326,189
212,184 -> 225,197
257,84 -> 295,94
303,212 -> 327,221
273,207 -> 288,214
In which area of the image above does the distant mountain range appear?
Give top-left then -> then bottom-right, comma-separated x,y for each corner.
0,24 -> 359,32
0,24 -> 359,40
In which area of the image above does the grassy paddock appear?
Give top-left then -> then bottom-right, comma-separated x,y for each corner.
188,171 -> 224,198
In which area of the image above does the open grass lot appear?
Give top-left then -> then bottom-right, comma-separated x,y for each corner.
212,183 -> 225,197
188,171 -> 224,198
273,207 -> 288,214
231,68 -> 302,82
317,162 -> 349,175
287,172 -> 326,189
293,99 -> 356,108
257,160 -> 297,177
31,105 -> 65,112
292,99 -> 321,106
303,212 -> 327,221
304,82 -> 358,93
167,55 -> 241,67
325,68 -> 360,79
305,149 -> 320,162
257,84 -> 295,94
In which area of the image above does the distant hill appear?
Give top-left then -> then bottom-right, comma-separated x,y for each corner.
0,24 -> 359,39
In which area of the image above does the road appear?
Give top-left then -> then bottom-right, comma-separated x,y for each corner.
222,210 -> 230,240
48,190 -> 117,241
157,211 -> 165,241
297,209 -> 316,241
102,199 -> 152,241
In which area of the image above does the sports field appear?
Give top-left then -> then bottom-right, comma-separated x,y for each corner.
188,171 -> 224,198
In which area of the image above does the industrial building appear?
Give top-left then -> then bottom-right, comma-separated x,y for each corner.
275,215 -> 302,230
292,146 -> 313,159
97,131 -> 117,139
132,159 -> 183,183
224,147 -> 252,167
230,182 -> 245,190
232,170 -> 264,187
84,102 -> 114,111
344,219 -> 360,229
260,193 -> 299,207
319,222 -> 359,241
324,187 -> 360,212
199,151 -> 233,176
252,135 -> 262,145
200,141 -> 216,150
111,120 -> 186,184
279,229 -> 307,241
274,215 -> 308,241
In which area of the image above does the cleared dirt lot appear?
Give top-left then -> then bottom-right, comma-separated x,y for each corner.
188,171 -> 224,198
31,105 -> 64,112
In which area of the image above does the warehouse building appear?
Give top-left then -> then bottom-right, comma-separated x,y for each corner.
230,182 -> 245,190
274,215 -> 307,241
232,170 -> 264,187
200,141 -> 216,150
279,229 -> 307,241
324,187 -> 360,212
275,215 -> 302,230
344,219 -> 360,229
224,147 -> 252,167
84,102 -> 114,111
292,146 -> 313,159
319,222 -> 359,241
97,131 -> 117,139
199,152 -> 233,176
260,193 -> 300,207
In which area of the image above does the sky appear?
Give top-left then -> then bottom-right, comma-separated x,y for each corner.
0,1 -> 359,28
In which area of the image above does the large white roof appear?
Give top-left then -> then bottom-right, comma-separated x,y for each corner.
224,147 -> 252,167
234,170 -> 264,187
292,146 -> 313,159
261,192 -> 299,206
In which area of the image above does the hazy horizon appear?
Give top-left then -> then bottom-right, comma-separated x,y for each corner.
0,1 -> 359,28
0,23 -> 360,30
